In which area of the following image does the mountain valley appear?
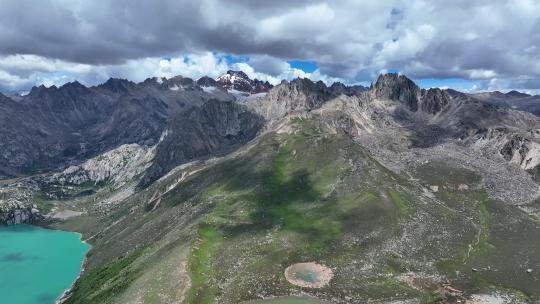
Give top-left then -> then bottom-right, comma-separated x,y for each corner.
1,72 -> 539,304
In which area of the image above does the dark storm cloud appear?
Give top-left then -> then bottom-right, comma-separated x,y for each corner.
0,0 -> 328,64
0,0 -> 203,64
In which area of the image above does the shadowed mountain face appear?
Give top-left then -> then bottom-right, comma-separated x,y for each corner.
0,77 -> 234,177
372,73 -> 453,115
373,73 -> 421,111
0,73 -> 368,179
139,99 -> 265,187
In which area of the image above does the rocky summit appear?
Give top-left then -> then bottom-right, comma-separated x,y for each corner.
216,70 -> 273,94
1,72 -> 540,304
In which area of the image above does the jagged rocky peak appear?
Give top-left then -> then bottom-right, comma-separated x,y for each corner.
59,81 -> 91,96
224,70 -> 250,80
164,75 -> 199,91
98,77 -> 135,92
140,75 -> 198,91
373,73 -> 421,111
292,77 -> 326,89
329,82 -> 347,96
216,70 -> 253,92
251,79 -> 273,94
61,80 -> 84,89
329,82 -> 368,96
271,77 -> 331,99
26,81 -> 91,100
142,76 -> 166,85
167,75 -> 195,86
28,84 -> 58,97
197,76 -> 218,87
216,70 -> 273,93
421,88 -> 452,114
250,77 -> 336,121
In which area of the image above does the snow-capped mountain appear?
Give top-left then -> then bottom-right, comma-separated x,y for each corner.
215,70 -> 273,94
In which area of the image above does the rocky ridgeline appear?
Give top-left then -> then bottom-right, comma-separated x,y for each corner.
473,89 -> 540,116
0,75 -> 235,177
372,73 -> 453,114
69,74 -> 540,190
2,72 -> 540,210
0,71 -> 367,179
247,77 -> 367,121
240,72 -> 540,204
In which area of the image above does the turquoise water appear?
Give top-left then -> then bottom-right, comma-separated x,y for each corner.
0,225 -> 89,304
294,268 -> 319,283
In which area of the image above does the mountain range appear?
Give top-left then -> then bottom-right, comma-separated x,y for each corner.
473,90 -> 540,116
1,71 -> 539,303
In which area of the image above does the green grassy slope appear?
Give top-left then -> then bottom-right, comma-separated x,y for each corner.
61,117 -> 540,303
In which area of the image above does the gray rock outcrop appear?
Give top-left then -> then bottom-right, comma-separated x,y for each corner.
0,202 -> 42,225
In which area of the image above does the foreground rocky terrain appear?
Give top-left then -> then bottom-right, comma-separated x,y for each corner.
1,72 -> 539,303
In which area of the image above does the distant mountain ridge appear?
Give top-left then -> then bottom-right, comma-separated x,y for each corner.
2,71 -> 540,188
0,71 -> 367,178
2,71 -> 540,303
472,90 -> 540,116
0,75 -> 232,177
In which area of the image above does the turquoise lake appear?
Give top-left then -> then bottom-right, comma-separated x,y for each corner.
0,225 -> 89,304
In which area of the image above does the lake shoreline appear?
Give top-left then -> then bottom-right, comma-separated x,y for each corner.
0,224 -> 90,304
55,229 -> 91,304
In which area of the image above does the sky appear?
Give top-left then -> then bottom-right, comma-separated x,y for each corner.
0,0 -> 539,94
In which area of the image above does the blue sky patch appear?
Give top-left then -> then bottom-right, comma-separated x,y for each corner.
288,60 -> 318,73
223,54 -> 249,65
416,78 -> 480,91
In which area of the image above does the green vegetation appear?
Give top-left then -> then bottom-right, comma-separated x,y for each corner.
366,278 -> 418,299
387,187 -> 409,215
257,136 -> 343,253
472,200 -> 490,255
63,120 -> 540,304
65,250 -> 143,304
179,119 -> 416,302
186,225 -> 224,304
415,162 -> 540,301
32,192 -> 55,214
